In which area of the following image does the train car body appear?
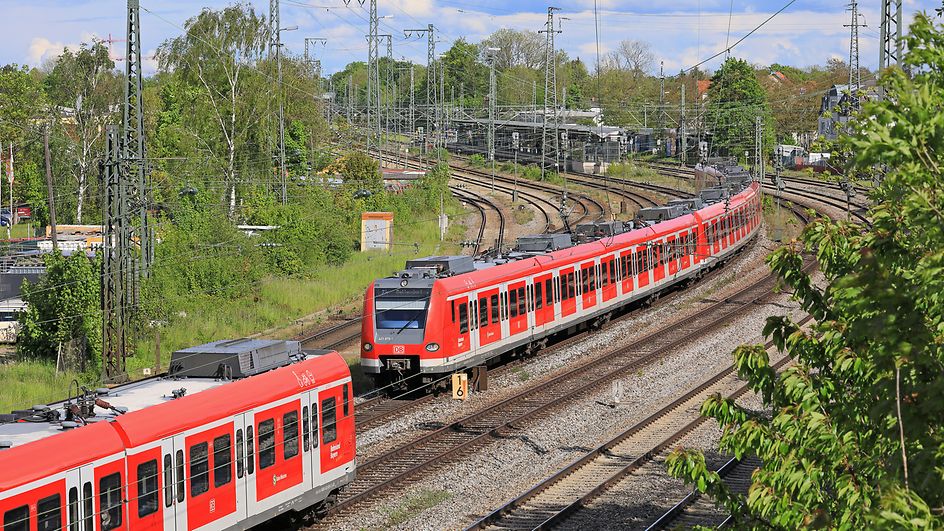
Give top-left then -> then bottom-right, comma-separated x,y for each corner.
0,341 -> 355,531
361,171 -> 762,387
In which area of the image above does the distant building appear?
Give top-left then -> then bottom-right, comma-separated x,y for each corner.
817,81 -> 878,140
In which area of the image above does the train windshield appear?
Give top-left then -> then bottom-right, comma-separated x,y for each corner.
375,287 -> 431,330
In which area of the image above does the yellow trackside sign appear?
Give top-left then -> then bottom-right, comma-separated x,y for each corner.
452,373 -> 468,400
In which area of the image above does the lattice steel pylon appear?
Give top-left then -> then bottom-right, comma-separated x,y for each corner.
124,0 -> 150,280
879,0 -> 903,71
845,1 -> 866,110
379,34 -> 393,165
102,125 -> 129,383
404,25 -> 436,155
540,7 -> 561,179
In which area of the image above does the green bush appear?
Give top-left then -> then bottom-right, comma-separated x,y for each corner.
468,154 -> 486,167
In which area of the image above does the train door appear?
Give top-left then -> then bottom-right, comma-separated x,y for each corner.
166,434 -> 188,531
477,288 -> 501,347
533,274 -> 553,328
667,236 -> 679,276
679,232 -> 692,270
305,393 -> 321,484
231,414 -> 250,526
560,268 -> 577,317
450,296 -> 472,356
619,252 -> 633,297
63,463 -> 96,531
580,262 -> 596,311
601,256 -> 617,303
508,281 -> 527,338
652,240 -> 666,284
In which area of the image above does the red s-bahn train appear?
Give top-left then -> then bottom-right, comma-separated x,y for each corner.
361,167 -> 762,388
0,340 -> 356,531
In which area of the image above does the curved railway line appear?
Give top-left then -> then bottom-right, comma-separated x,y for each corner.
308,205 -> 814,529
639,160 -> 872,225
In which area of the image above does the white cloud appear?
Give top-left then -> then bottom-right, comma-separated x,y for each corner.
27,38 -> 68,65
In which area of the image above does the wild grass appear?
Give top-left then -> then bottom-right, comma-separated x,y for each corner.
607,162 -> 695,193
384,489 -> 451,527
0,360 -> 89,413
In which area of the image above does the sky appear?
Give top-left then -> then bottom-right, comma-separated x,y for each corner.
0,0 -> 939,78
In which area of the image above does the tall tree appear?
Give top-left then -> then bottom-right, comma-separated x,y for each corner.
704,57 -> 772,159
479,28 -> 545,70
156,3 -> 269,215
667,13 -> 944,528
442,38 -> 487,106
603,40 -> 654,80
44,42 -> 120,223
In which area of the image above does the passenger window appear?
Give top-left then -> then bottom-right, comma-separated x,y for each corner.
343,384 -> 350,416
164,454 -> 174,507
283,411 -> 299,460
236,429 -> 245,478
567,273 -> 576,299
4,505 -> 28,531
509,289 -> 518,317
322,396 -> 337,444
609,260 -> 616,282
175,450 -> 185,501
214,435 -> 232,486
458,303 -> 469,334
517,288 -> 526,315
478,297 -> 488,328
247,426 -> 255,475
83,482 -> 93,530
311,404 -> 319,448
69,487 -> 79,531
137,460 -> 159,517
190,442 -> 209,496
490,294 -> 499,324
535,282 -> 543,309
302,406 -> 310,452
258,419 -> 276,469
545,279 -> 553,304
99,472 -> 122,530
37,494 -> 61,531
450,301 -> 455,323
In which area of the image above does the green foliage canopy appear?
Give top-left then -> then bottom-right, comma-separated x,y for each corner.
705,57 -> 774,160
667,13 -> 944,529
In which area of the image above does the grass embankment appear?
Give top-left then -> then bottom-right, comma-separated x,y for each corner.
0,212 -> 465,413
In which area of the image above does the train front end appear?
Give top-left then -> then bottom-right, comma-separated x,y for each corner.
361,256 -> 472,389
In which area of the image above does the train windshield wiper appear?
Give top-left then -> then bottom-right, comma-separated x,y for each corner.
394,309 -> 423,335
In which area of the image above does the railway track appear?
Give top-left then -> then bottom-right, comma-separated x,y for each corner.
645,455 -> 761,530
312,216 -> 806,527
638,161 -> 872,225
452,186 -> 507,254
465,341 -> 797,531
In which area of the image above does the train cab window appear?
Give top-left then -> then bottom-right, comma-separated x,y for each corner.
311,404 -> 319,448
509,289 -> 518,317
478,297 -> 488,328
236,429 -> 245,478
190,442 -> 210,496
4,505 -> 28,531
69,487 -> 79,531
164,454 -> 174,507
36,494 -> 61,531
100,472 -> 123,530
302,407 -> 310,452
83,482 -> 93,530
458,303 -> 469,333
490,294 -> 500,324
246,426 -> 255,475
322,397 -> 338,444
535,282 -> 543,309
292,411 -> 311,455
214,435 -> 232,486
343,384 -> 350,416
258,419 -> 276,469
137,460 -> 159,517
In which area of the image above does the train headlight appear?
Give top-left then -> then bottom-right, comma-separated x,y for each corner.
363,342 -> 373,352
400,279 -> 409,287
425,343 -> 440,352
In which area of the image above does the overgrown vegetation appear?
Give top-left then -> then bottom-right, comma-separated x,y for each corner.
667,13 -> 944,528
384,489 -> 451,527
